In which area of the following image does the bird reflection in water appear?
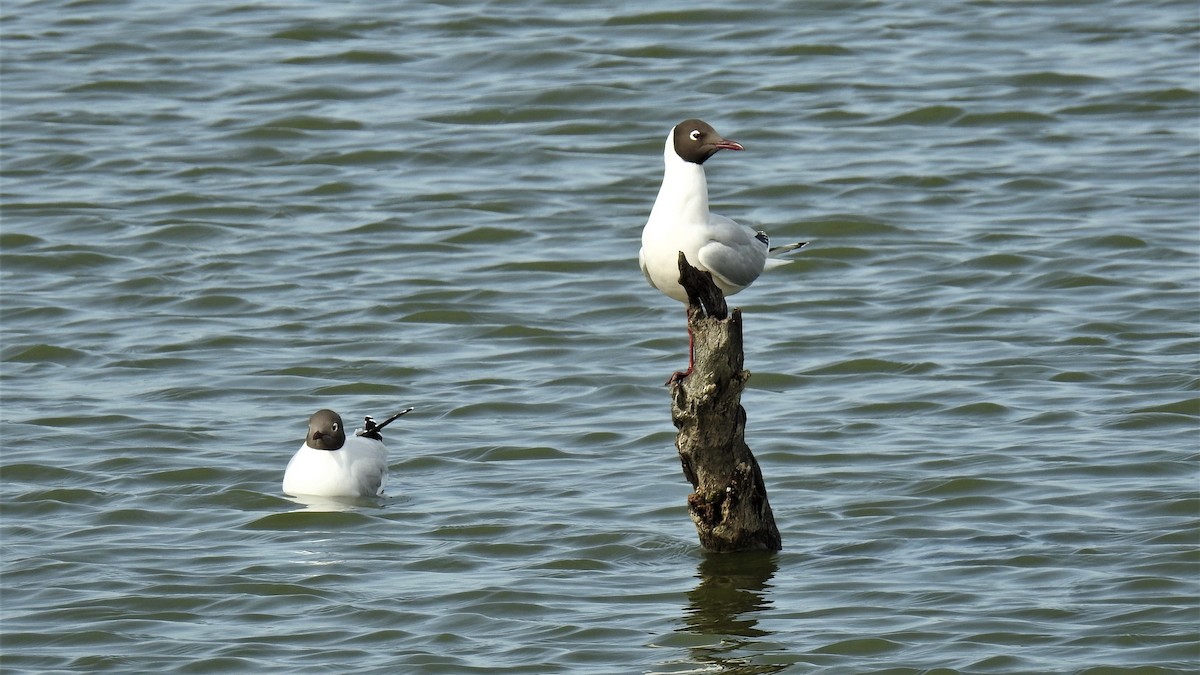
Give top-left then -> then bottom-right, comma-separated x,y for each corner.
678,551 -> 785,674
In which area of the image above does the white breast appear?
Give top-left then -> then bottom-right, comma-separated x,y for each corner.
282,436 -> 388,498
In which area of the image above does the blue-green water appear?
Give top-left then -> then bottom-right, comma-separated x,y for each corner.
2,1 -> 1197,673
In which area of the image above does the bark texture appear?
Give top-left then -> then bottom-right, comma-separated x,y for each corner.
670,253 -> 782,552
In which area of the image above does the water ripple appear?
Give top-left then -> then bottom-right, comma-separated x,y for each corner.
2,0 -> 1197,672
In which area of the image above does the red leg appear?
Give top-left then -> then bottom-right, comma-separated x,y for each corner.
667,310 -> 695,385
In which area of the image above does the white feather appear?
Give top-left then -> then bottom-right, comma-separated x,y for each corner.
282,434 -> 388,498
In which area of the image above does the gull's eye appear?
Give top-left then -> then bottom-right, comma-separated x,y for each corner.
689,129 -> 701,141
331,422 -> 340,432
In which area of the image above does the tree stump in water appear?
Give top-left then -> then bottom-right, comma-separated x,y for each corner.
670,252 -> 782,552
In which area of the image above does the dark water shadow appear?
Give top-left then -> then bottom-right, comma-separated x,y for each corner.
677,551 -> 787,674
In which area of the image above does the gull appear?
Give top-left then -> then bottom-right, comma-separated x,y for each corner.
639,118 -> 807,380
282,408 -> 412,498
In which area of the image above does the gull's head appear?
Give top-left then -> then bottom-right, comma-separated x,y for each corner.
671,119 -> 743,165
306,409 -> 347,451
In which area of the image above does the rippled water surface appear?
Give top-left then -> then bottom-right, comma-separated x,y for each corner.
2,1 -> 1197,673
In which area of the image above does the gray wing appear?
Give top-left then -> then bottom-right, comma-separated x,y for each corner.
360,459 -> 387,497
695,214 -> 769,289
349,439 -> 389,497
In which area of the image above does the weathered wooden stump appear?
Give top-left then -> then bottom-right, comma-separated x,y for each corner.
670,252 -> 782,552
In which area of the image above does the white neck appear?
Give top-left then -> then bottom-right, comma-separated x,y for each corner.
647,131 -> 708,228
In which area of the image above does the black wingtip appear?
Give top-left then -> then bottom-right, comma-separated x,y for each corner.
768,240 -> 809,256
357,407 -> 415,439
374,407 -> 414,431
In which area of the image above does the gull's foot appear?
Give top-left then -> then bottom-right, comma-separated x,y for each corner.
665,368 -> 691,386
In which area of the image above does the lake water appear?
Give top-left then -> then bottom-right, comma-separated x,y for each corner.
2,1 -> 1197,673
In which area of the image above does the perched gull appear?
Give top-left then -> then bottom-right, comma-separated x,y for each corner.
639,118 -> 807,379
282,408 -> 412,498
